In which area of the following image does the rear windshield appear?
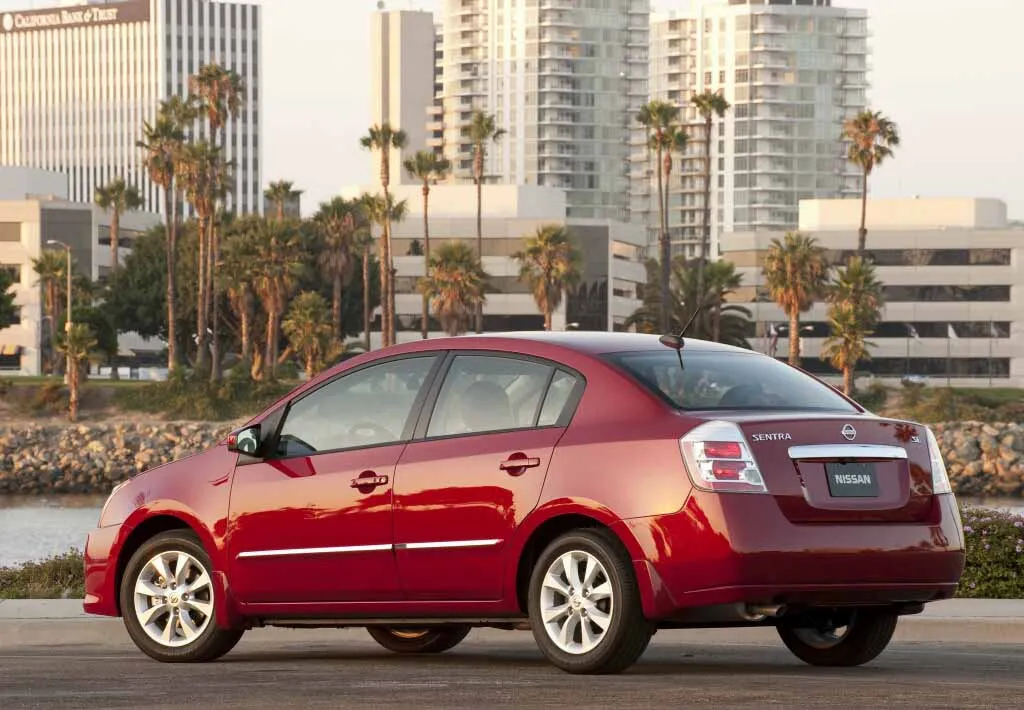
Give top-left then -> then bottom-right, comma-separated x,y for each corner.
605,350 -> 859,413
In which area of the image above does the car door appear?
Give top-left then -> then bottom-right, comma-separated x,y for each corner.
393,353 -> 584,601
227,354 -> 440,604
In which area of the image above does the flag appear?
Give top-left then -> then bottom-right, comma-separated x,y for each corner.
907,324 -> 920,340
947,324 -> 959,340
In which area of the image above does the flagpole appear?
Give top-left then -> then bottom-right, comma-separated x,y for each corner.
989,320 -> 994,388
946,333 -> 951,389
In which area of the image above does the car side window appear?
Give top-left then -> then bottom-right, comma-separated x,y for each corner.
427,355 -> 554,438
275,356 -> 436,458
537,370 -> 581,427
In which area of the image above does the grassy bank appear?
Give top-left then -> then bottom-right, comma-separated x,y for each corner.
2,507 -> 1022,601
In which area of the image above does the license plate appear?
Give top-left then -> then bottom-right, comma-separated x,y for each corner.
826,462 -> 879,498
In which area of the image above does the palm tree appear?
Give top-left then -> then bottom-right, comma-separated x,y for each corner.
59,323 -> 97,422
138,113 -> 186,372
360,123 -> 408,347
404,150 -> 451,339
362,192 -> 408,346
843,110 -> 900,255
282,291 -> 334,380
705,259 -> 744,343
691,90 -> 731,299
314,197 -> 362,340
823,257 -> 884,395
94,178 -> 143,273
220,217 -> 261,371
637,100 -> 682,333
512,225 -> 582,331
763,232 -> 829,366
354,228 -> 377,352
420,241 -> 488,337
467,110 -> 506,334
32,249 -> 68,374
251,219 -> 305,381
265,180 -> 302,222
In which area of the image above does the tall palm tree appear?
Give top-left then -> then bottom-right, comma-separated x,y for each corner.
138,112 -> 186,372
362,192 -> 409,346
59,323 -> 97,422
823,257 -> 884,395
283,291 -> 334,380
512,225 -> 582,331
94,178 -> 143,272
314,197 -> 362,341
32,249 -> 68,374
705,259 -> 744,343
360,123 -> 408,347
763,232 -> 829,366
354,228 -> 376,352
404,150 -> 451,339
691,90 -> 731,300
421,241 -> 488,337
637,100 -> 682,333
252,219 -> 305,381
468,110 -> 506,334
843,110 -> 900,254
220,217 -> 261,371
265,180 -> 302,222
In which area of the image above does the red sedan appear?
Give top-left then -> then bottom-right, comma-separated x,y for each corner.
83,333 -> 965,674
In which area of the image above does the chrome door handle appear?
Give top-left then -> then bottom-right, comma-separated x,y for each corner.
500,457 -> 541,472
351,474 -> 389,489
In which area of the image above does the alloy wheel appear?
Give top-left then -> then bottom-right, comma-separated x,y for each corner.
133,550 -> 214,648
539,549 -> 615,655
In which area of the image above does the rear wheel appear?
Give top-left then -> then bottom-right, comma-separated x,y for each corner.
366,625 -> 471,654
777,608 -> 898,667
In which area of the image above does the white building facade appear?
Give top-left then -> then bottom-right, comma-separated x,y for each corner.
0,0 -> 262,216
637,0 -> 868,258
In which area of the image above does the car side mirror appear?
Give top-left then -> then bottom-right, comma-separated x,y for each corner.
228,424 -> 262,457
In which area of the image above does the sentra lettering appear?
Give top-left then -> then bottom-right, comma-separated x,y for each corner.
751,433 -> 793,442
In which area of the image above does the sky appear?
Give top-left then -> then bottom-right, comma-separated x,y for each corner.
2,0 -> 1022,218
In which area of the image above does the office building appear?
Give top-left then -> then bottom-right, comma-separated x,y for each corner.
370,8 -> 438,187
429,0 -> 650,222
0,0 -> 262,216
637,0 -> 868,258
722,197 -> 1024,388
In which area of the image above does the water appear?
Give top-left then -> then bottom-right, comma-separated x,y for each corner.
0,495 -> 1022,569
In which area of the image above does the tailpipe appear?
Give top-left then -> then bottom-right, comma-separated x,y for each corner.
741,603 -> 787,622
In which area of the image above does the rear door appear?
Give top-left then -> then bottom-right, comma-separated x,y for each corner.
393,354 -> 584,601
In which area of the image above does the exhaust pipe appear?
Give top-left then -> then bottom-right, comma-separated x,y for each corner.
741,603 -> 786,621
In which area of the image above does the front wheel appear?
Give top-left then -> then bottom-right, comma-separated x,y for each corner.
366,625 -> 471,654
777,608 -> 898,667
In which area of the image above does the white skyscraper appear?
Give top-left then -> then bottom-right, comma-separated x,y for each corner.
432,0 -> 650,221
636,0 -> 868,257
0,0 -> 262,215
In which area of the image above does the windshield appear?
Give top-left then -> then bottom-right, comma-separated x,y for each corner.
605,350 -> 859,413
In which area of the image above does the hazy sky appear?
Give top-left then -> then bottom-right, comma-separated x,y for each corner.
3,0 -> 1022,218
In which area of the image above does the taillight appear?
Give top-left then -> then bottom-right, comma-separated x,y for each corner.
925,428 -> 953,495
680,421 -> 768,494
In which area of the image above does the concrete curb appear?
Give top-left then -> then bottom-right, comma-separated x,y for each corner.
1,598 -> 1022,621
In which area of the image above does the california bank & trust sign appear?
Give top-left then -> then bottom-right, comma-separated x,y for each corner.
1,2 -> 151,33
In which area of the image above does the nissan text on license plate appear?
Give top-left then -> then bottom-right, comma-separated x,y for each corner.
826,462 -> 879,498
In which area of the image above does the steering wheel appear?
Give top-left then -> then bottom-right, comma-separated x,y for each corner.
347,422 -> 397,444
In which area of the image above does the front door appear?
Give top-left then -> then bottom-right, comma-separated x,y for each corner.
228,355 -> 439,604
394,355 -> 583,601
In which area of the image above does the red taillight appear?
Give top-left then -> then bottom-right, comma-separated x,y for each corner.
710,461 -> 745,480
704,441 -> 742,459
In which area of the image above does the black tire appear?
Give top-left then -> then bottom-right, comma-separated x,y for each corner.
527,528 -> 653,675
366,625 -> 471,654
777,609 -> 898,667
119,530 -> 244,663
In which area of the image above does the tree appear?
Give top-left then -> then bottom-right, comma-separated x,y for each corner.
360,123 -> 408,347
691,90 -> 731,300
843,110 -> 900,254
94,178 -> 143,272
362,192 -> 408,346
354,228 -> 378,351
420,241 -> 488,337
59,324 -> 97,422
282,291 -> 334,380
220,217 -> 262,371
404,150 -> 451,339
74,305 -> 119,380
467,110 -> 506,334
512,225 -> 582,331
637,100 -> 682,333
265,180 -> 302,222
251,219 -> 305,381
314,197 -> 362,341
822,257 -> 884,395
0,268 -> 16,333
32,249 -> 68,374
626,257 -> 752,349
705,259 -> 744,343
763,232 -> 828,366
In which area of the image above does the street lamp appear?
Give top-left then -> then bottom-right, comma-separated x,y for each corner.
46,240 -> 73,383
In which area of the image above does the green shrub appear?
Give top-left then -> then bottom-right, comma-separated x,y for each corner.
114,375 -> 295,421
957,507 -> 1024,599
853,383 -> 888,412
0,550 -> 85,599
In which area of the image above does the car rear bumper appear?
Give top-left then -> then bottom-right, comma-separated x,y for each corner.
619,493 -> 966,619
83,524 -> 121,617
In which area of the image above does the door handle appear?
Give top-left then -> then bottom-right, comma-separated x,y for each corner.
500,456 -> 542,472
351,473 -> 389,489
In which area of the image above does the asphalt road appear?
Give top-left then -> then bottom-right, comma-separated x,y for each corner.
1,621 -> 1023,710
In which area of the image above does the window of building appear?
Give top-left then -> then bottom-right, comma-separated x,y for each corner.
882,285 -> 1011,302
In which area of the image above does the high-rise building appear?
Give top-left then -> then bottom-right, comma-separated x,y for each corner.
431,0 -> 650,221
0,0 -> 262,216
370,8 -> 437,187
636,0 -> 868,258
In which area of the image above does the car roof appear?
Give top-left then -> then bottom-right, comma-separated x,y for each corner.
385,331 -> 755,357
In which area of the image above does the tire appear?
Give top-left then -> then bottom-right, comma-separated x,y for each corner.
366,625 -> 471,654
119,530 -> 244,663
777,608 -> 898,667
527,528 -> 653,674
